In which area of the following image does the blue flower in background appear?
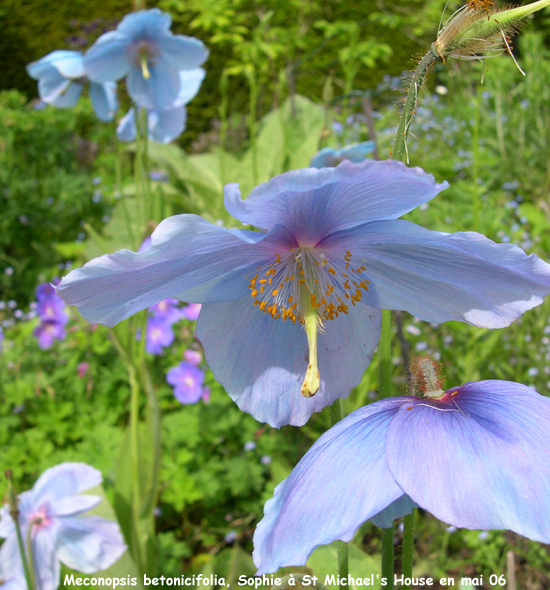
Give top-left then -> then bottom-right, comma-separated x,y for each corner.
309,141 -> 376,168
84,9 -> 208,110
26,51 -> 117,122
149,298 -> 181,324
0,463 -> 126,590
166,361 -> 205,404
117,68 -> 205,143
57,160 -> 550,427
253,380 -> 550,573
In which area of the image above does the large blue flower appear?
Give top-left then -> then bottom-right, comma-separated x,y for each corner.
84,9 -> 208,110
56,160 -> 550,427
26,51 -> 117,122
117,68 -> 205,143
0,463 -> 126,590
253,380 -> 550,573
310,141 -> 376,168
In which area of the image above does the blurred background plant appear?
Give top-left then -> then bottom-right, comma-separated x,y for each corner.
2,0 -> 550,588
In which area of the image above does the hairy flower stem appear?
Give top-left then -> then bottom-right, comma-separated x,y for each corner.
381,527 -> 395,590
393,52 -> 435,163
378,310 -> 393,399
5,471 -> 35,590
329,400 -> 349,589
401,511 -> 415,590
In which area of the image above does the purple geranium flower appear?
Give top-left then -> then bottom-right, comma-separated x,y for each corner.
253,380 -> 550,574
148,298 -> 181,324
117,68 -> 205,144
181,303 -> 201,321
0,463 -> 126,590
167,361 -> 204,404
145,316 -> 174,355
33,320 -> 67,350
26,51 -> 117,121
310,141 -> 376,168
183,349 -> 202,366
84,9 -> 208,110
57,160 -> 550,427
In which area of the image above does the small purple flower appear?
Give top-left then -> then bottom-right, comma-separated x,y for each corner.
201,386 -> 210,403
0,463 -> 126,590
244,441 -> 256,452
145,316 -> 174,355
181,303 -> 201,321
84,9 -> 208,110
33,320 -> 67,350
57,160 -> 550,427
166,361 -> 204,404
149,298 -> 181,324
253,380 -> 550,574
78,362 -> 89,378
183,349 -> 202,366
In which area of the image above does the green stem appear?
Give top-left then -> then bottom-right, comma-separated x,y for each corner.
472,86 -> 482,233
378,309 -> 392,399
393,52 -> 435,163
115,137 -> 136,251
246,67 -> 258,187
140,108 -> 152,222
134,108 -> 144,233
129,365 -> 144,575
14,518 -> 34,590
381,527 -> 395,590
26,522 -> 38,590
401,511 -> 415,589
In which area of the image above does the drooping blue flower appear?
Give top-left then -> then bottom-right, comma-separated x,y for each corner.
57,160 -> 550,427
84,9 -> 208,110
144,316 -> 174,355
117,68 -> 205,144
253,380 -> 550,574
26,51 -> 117,122
166,361 -> 205,404
0,463 -> 126,590
310,141 -> 376,168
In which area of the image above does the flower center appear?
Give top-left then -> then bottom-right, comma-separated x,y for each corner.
128,41 -> 160,78
247,247 -> 369,397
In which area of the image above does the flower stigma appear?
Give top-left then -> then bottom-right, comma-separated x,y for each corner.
247,247 -> 370,397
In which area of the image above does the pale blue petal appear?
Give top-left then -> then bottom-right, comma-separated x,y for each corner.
127,58 -> 180,110
117,108 -> 137,142
309,147 -> 339,168
196,296 -> 381,427
33,524 -> 60,590
337,141 -> 376,162
224,160 -> 448,242
387,381 -> 550,542
33,463 -> 102,505
319,219 -> 550,328
55,516 -> 126,573
84,32 -> 131,82
27,51 -> 85,80
89,81 -> 118,122
155,34 -> 209,70
149,105 -> 186,143
117,9 -> 171,38
48,80 -> 83,108
0,536 -> 24,585
35,67 -> 70,103
56,217 -> 292,327
50,495 -> 102,517
253,398 -> 406,573
369,495 -> 417,529
174,68 -> 205,106
0,505 -> 15,538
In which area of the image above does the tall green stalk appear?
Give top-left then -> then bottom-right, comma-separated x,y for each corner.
401,511 -> 415,590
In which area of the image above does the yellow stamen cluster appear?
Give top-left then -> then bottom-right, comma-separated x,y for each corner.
247,248 -> 370,325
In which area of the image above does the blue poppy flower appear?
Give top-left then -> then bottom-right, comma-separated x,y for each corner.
26,51 -> 117,122
56,160 -> 550,427
253,380 -> 550,574
310,141 -> 376,168
0,463 -> 126,590
84,9 -> 208,110
117,68 -> 205,143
